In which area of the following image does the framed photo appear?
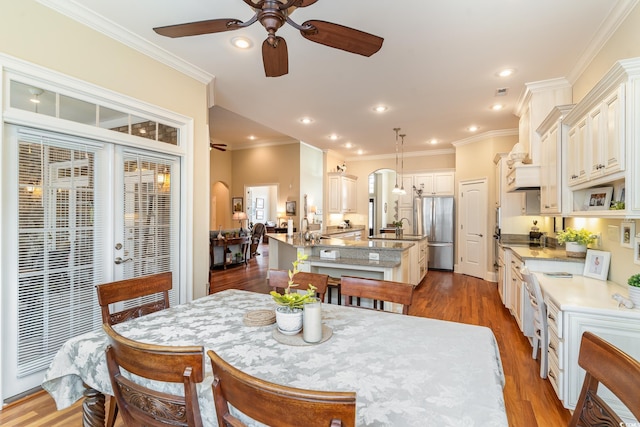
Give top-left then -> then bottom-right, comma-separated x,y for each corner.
256,198 -> 264,209
553,217 -> 565,233
620,221 -> 635,248
583,249 -> 611,280
635,234 -> 640,266
285,200 -> 296,216
583,187 -> 613,211
232,197 -> 243,213
256,210 -> 264,220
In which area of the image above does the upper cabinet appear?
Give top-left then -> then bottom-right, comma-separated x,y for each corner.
562,58 -> 640,218
328,173 -> 357,213
537,105 -> 574,215
414,171 -> 455,196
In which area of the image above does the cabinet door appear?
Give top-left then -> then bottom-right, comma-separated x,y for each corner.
602,86 -> 624,175
567,118 -> 588,186
589,104 -> 603,178
433,172 -> 455,195
541,123 -> 560,213
342,176 -> 357,213
328,175 -> 341,213
414,174 -> 434,194
398,175 -> 414,207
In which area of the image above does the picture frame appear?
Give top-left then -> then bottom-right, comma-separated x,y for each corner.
256,198 -> 264,209
256,210 -> 264,220
635,234 -> 640,266
583,249 -> 611,281
583,187 -> 613,211
232,197 -> 243,213
620,220 -> 635,248
285,200 -> 296,216
553,217 -> 565,233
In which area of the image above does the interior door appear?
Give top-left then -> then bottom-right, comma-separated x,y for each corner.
458,179 -> 487,279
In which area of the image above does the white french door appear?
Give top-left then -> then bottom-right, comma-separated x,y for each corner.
1,126 -> 180,399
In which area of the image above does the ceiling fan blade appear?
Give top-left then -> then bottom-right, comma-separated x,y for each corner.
154,19 -> 241,38
262,37 -> 289,77
300,20 -> 383,57
210,143 -> 227,151
295,0 -> 320,6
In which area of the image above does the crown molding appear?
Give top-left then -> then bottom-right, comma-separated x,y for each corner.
37,0 -> 214,84
451,129 -> 518,148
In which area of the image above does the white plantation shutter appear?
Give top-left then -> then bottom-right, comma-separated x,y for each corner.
16,130 -> 105,377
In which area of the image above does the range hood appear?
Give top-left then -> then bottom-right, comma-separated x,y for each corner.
506,164 -> 540,192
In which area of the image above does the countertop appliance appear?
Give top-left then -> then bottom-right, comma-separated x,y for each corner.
414,195 -> 454,270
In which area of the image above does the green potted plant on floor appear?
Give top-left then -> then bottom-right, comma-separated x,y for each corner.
628,274 -> 640,307
270,253 -> 316,334
556,228 -> 596,258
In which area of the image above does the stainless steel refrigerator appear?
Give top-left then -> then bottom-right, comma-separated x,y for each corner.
414,196 -> 454,270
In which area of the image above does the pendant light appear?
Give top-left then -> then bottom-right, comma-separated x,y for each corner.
398,133 -> 406,195
392,128 -> 403,194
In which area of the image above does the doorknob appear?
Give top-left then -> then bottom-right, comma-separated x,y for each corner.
114,257 -> 132,265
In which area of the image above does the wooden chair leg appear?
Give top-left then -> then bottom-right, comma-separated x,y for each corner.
105,397 -> 118,427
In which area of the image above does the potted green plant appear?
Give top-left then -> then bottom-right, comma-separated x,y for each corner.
556,228 -> 596,258
628,274 -> 640,307
270,253 -> 316,334
391,220 -> 404,237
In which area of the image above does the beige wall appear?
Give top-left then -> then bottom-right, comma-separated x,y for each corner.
211,149 -> 233,229
1,1 -> 211,298
231,143 -> 300,226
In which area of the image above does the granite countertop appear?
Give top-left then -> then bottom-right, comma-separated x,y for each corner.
500,243 -> 585,263
369,234 -> 427,242
267,232 -> 414,251
324,225 -> 366,235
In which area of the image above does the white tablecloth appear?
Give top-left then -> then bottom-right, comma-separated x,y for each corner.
43,289 -> 507,426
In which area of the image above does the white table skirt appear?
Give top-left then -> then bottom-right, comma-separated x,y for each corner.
42,289 -> 508,426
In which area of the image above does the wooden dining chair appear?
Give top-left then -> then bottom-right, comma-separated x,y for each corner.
269,269 -> 330,303
568,331 -> 640,426
96,271 -> 172,325
521,269 -> 548,379
103,323 -> 205,427
96,271 -> 172,426
207,349 -> 356,427
340,276 -> 414,314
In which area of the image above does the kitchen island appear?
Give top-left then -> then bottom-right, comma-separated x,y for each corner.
369,234 -> 429,285
267,233 -> 417,298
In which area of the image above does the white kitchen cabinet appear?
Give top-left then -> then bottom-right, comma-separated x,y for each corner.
414,171 -> 454,195
562,58 -> 640,218
398,175 -> 414,208
494,154 -> 538,217
537,105 -> 574,214
328,173 -> 357,213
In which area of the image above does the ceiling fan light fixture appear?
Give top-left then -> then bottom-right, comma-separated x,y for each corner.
231,36 -> 252,49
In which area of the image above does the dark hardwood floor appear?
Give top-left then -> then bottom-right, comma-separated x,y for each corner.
0,242 -> 570,426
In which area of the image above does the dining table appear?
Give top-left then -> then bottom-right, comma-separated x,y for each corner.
42,289 -> 509,426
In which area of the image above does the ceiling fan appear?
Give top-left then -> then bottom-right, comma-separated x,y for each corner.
210,143 -> 227,151
153,0 -> 384,77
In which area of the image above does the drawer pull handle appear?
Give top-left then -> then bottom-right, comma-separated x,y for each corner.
548,313 -> 556,322
549,371 -> 556,381
549,343 -> 556,352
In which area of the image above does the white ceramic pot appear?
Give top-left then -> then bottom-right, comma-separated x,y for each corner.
275,307 -> 303,335
565,242 -> 587,258
628,286 -> 640,307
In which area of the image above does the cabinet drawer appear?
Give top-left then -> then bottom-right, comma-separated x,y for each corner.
548,356 -> 563,400
548,331 -> 563,370
545,297 -> 562,339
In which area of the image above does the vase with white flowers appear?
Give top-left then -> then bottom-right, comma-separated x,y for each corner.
556,228 -> 597,258
270,253 -> 316,335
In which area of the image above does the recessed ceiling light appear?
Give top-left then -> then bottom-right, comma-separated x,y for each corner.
497,68 -> 515,78
299,117 -> 313,124
329,134 -> 339,141
468,125 -> 479,132
357,149 -> 363,155
345,142 -> 352,149
248,135 -> 256,140
373,105 -> 388,113
429,139 -> 438,145
231,36 -> 252,49
491,104 -> 504,111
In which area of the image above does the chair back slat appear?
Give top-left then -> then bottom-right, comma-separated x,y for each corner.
104,324 -> 204,427
96,272 -> 172,325
269,269 -> 329,302
208,349 -> 356,427
340,276 -> 413,314
568,331 -> 640,426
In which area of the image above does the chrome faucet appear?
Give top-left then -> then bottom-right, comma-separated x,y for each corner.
399,217 -> 410,226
